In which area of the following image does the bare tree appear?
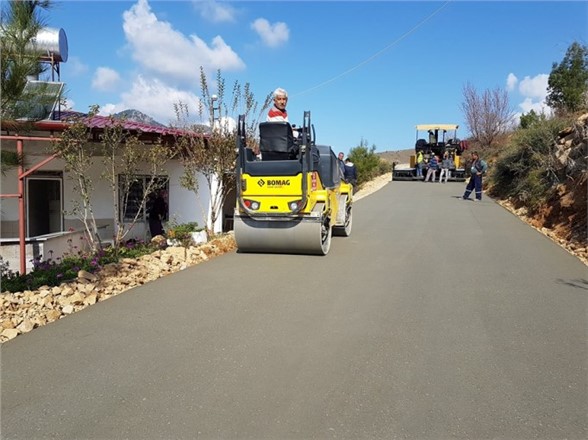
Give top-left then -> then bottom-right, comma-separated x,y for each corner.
173,115 -> 236,235
100,117 -> 172,247
172,68 -> 270,234
52,108 -> 100,250
53,109 -> 173,250
461,82 -> 515,149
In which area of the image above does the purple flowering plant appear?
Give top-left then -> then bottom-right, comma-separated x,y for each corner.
1,239 -> 157,293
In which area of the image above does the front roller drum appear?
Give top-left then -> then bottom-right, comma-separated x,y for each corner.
234,214 -> 332,255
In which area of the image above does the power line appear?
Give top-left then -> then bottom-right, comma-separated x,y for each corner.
292,1 -> 452,98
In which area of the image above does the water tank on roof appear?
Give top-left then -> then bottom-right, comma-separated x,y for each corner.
28,27 -> 68,63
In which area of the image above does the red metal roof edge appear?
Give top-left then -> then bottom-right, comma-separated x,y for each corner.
56,111 -> 207,137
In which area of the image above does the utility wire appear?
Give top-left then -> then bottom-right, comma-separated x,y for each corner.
292,1 -> 452,98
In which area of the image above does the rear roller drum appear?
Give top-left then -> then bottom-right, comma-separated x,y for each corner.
333,206 -> 352,237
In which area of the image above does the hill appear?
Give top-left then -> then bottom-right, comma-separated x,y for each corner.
113,109 -> 166,127
377,149 -> 413,165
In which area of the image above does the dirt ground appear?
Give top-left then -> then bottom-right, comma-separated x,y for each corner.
497,175 -> 587,266
377,149 -> 414,166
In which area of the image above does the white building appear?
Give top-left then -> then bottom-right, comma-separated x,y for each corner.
0,115 -> 234,274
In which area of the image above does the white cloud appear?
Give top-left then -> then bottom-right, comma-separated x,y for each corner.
217,116 -> 237,132
91,67 -> 122,92
99,103 -> 123,116
122,0 -> 245,86
251,18 -> 289,48
512,97 -> 553,125
99,75 -> 202,125
507,72 -> 553,120
517,98 -> 553,117
518,74 -> 549,100
67,56 -> 89,77
506,73 -> 518,91
193,0 -> 237,23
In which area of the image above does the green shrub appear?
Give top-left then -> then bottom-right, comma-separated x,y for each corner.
348,141 -> 390,188
378,160 -> 392,176
166,222 -> 201,246
488,116 -> 571,212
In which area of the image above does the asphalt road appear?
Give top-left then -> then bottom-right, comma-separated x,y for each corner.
2,181 -> 587,440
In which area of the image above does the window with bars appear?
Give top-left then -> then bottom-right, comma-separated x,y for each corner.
119,175 -> 168,222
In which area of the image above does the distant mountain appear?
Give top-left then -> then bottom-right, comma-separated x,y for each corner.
113,109 -> 166,127
112,109 -> 214,133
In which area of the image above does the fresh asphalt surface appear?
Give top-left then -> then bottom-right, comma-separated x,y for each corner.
2,180 -> 587,440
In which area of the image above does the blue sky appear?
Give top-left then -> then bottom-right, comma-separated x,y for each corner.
44,0 -> 587,154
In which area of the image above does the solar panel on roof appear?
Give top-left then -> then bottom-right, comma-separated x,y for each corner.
14,81 -> 64,121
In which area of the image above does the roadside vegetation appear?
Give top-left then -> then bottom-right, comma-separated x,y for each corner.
347,139 -> 391,189
461,40 -> 587,242
489,116 -> 574,212
172,68 -> 271,235
0,239 -> 158,293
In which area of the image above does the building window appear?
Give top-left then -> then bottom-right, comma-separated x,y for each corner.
119,175 -> 168,222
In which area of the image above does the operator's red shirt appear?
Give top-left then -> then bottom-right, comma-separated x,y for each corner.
267,106 -> 288,122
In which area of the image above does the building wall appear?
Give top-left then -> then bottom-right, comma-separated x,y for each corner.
0,229 -> 91,273
0,147 -> 217,242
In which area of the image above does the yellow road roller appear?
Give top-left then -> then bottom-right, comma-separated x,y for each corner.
234,111 -> 353,255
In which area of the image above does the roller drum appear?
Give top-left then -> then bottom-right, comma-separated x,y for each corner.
234,214 -> 330,255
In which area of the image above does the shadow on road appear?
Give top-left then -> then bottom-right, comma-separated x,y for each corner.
557,278 -> 588,291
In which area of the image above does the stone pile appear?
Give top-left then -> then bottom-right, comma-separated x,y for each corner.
554,112 -> 587,176
0,234 -> 236,343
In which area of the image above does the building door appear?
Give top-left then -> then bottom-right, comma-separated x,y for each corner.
26,177 -> 63,237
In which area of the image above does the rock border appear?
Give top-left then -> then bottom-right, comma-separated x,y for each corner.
496,199 -> 587,266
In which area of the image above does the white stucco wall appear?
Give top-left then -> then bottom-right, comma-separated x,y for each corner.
167,161 -> 210,230
1,150 -> 219,240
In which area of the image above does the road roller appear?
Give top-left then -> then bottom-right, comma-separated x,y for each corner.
234,111 -> 353,255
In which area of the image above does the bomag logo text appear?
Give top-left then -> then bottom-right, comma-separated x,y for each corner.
258,179 -> 290,187
268,179 -> 290,186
